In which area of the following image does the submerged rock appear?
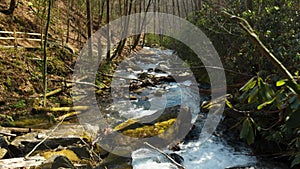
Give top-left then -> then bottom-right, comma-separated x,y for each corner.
38,155 -> 77,169
51,156 -> 77,169
225,167 -> 256,169
95,153 -> 132,169
168,153 -> 184,165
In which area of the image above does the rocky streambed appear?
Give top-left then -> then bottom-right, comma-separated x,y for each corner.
0,47 -> 290,169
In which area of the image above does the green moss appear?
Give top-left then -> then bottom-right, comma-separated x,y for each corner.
13,115 -> 52,128
42,149 -> 79,162
121,118 -> 176,138
12,99 -> 26,109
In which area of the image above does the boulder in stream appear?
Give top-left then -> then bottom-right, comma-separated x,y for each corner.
10,124 -> 92,155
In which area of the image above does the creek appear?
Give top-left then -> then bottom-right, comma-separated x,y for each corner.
94,47 -> 284,169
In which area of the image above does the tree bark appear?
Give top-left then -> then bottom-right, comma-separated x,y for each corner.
86,0 -> 93,57
98,0 -> 105,27
66,0 -> 71,43
110,0 -> 133,61
176,0 -> 181,17
43,0 -> 52,107
106,0 -> 111,61
131,0 -> 152,49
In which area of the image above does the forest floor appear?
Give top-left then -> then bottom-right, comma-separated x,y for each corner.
0,0 -> 114,128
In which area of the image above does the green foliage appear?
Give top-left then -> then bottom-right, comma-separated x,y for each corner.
190,1 -> 299,166
151,3 -> 298,166
0,114 -> 14,127
231,74 -> 300,166
12,99 -> 26,109
240,117 -> 256,145
292,153 -> 300,168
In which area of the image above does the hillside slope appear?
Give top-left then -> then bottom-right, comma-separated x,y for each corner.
0,0 -> 89,127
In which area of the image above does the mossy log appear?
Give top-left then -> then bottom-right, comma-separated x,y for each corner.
55,112 -> 80,121
40,83 -> 73,98
34,106 -> 90,112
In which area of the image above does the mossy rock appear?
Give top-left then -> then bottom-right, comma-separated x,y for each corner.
42,149 -> 79,162
0,148 -> 7,159
122,118 -> 176,138
113,119 -> 139,132
13,115 -> 51,128
114,105 -> 181,132
113,105 -> 191,138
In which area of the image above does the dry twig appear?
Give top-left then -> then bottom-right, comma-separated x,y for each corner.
24,118 -> 65,160
144,142 -> 185,169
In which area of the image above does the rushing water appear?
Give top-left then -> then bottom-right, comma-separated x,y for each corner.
132,135 -> 256,169
103,47 -> 259,168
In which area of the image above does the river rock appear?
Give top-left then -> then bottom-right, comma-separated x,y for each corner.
0,136 -> 9,148
10,124 -> 92,155
0,155 -> 46,168
51,155 -> 76,169
0,136 -> 9,159
0,148 -> 7,159
225,167 -> 256,169
38,155 -> 77,169
168,153 -> 184,164
95,153 -> 132,169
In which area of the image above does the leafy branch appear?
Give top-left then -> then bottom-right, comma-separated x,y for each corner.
221,11 -> 297,84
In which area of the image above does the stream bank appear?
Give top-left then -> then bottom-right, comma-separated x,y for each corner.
0,47 -> 290,169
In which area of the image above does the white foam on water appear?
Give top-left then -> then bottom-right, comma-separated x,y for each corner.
179,136 -> 256,169
132,148 -> 178,169
132,136 -> 256,169
115,48 -> 257,169
148,72 -> 169,77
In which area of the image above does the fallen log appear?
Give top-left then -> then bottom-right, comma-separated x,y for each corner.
3,127 -> 43,133
55,112 -> 80,121
0,131 -> 16,137
34,106 -> 90,112
39,83 -> 73,98
0,156 -> 46,168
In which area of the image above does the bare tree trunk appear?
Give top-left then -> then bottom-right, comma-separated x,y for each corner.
158,0 -> 163,45
110,0 -> 115,20
165,0 -> 168,13
131,0 -> 152,49
196,0 -> 202,11
118,0 -> 122,17
86,0 -> 93,57
176,0 -> 181,17
182,0 -> 188,17
110,0 -> 133,61
43,0 -> 52,107
66,0 -> 71,43
153,0 -> 156,32
98,0 -> 105,27
106,0 -> 111,61
247,0 -> 253,10
172,0 -> 176,15
0,0 -> 16,15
